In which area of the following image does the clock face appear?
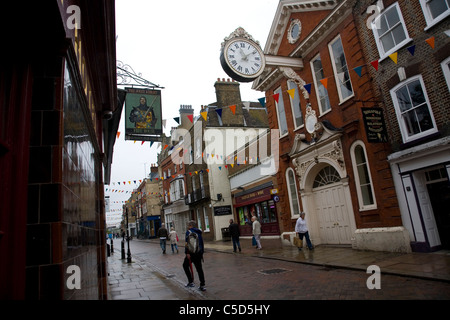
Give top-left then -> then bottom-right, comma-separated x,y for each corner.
222,38 -> 265,81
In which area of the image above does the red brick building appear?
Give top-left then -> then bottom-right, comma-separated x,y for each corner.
252,0 -> 408,251
353,0 -> 450,252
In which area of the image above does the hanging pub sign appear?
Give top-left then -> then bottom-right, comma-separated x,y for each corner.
125,88 -> 162,141
362,107 -> 388,143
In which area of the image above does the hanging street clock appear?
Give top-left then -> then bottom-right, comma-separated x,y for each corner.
220,27 -> 266,83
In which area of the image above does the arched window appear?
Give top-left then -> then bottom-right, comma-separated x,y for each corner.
312,165 -> 341,188
286,168 -> 301,217
350,141 -> 377,210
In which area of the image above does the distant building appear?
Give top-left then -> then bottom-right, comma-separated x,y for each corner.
184,79 -> 270,241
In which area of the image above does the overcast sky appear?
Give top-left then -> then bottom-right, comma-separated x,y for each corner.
106,0 -> 279,223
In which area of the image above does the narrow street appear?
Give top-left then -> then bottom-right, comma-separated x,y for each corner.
108,239 -> 450,301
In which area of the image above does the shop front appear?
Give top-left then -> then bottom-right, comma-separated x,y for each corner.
233,186 -> 280,236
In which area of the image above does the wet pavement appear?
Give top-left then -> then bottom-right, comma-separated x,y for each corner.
106,237 -> 450,301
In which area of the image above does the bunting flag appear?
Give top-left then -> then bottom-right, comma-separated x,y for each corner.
389,52 -> 398,64
426,36 -> 435,49
141,141 -> 145,145
258,97 -> 266,108
216,108 -> 222,118
320,78 -> 328,89
187,114 -> 194,123
272,93 -> 280,103
163,144 -> 168,150
173,117 -> 180,124
370,60 -> 379,71
303,83 -> 312,94
407,45 -> 416,56
201,111 -> 208,121
353,65 -> 363,77
117,132 -> 121,139
287,88 -> 296,99
229,105 -> 236,115
150,141 -> 154,148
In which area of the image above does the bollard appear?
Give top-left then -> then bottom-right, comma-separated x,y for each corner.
107,243 -> 110,257
121,240 -> 125,260
111,239 -> 114,253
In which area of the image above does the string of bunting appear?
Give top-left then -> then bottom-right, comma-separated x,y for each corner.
266,36 -> 437,103
115,35 -> 439,148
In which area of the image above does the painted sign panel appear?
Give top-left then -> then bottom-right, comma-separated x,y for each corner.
125,88 -> 162,140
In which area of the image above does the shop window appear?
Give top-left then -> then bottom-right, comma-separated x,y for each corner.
371,2 -> 412,60
286,168 -> 301,217
274,86 -> 288,137
350,141 -> 377,210
390,75 -> 437,143
328,35 -> 354,102
287,80 -> 304,129
311,54 -> 331,114
420,0 -> 450,29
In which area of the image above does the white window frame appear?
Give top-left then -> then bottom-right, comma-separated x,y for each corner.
328,35 -> 354,103
350,141 -> 377,211
287,80 -> 304,130
390,75 -> 438,143
286,167 -> 301,218
310,53 -> 332,115
420,0 -> 450,30
274,86 -> 289,138
371,2 -> 412,60
441,56 -> 450,92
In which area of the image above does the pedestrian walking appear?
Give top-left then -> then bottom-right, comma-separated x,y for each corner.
295,212 -> 314,250
157,223 -> 169,254
251,216 -> 262,250
169,227 -> 179,253
182,220 -> 206,291
229,219 -> 241,253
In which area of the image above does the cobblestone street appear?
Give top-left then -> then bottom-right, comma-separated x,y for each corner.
107,239 -> 450,301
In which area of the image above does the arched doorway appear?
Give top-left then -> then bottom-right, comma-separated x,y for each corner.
300,163 -> 355,246
312,165 -> 353,245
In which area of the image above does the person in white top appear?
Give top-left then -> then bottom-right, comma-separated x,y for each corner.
251,216 -> 262,250
295,212 -> 314,250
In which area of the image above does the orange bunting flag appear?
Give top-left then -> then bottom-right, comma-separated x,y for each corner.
426,36 -> 435,49
229,105 -> 236,115
201,111 -> 208,121
272,93 -> 280,103
117,132 -> 121,139
163,144 -> 168,150
287,88 -> 296,99
320,78 -> 328,89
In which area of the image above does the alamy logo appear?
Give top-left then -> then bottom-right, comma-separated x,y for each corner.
66,5 -> 81,30
366,265 -> 381,290
366,0 -> 384,30
66,265 -> 81,290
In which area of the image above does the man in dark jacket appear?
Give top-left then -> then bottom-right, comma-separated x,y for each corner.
182,220 -> 206,291
157,223 -> 169,254
229,219 -> 241,253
